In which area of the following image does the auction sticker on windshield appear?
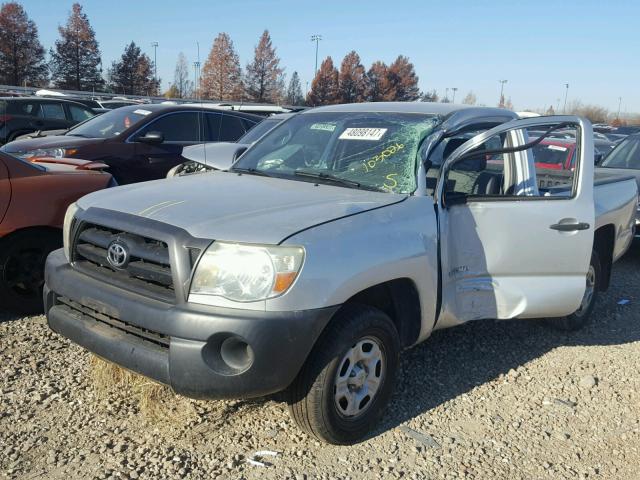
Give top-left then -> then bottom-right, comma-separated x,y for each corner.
310,123 -> 336,132
133,109 -> 152,116
339,128 -> 387,141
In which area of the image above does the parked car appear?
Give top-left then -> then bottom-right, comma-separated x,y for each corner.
597,133 -> 640,228
1,105 -> 262,185
0,152 -> 113,313
44,102 -> 637,444
0,97 -> 97,144
97,100 -> 139,110
612,126 -> 640,136
167,113 -> 294,177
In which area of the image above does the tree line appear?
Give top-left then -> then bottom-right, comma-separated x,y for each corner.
0,1 -> 422,105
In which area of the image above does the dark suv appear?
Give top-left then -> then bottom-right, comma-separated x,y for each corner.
1,104 -> 262,184
0,97 -> 96,144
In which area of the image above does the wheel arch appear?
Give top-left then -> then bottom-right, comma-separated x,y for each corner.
340,278 -> 422,348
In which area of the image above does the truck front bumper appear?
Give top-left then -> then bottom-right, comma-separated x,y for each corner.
44,249 -> 338,399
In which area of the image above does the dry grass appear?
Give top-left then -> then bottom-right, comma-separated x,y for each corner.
89,355 -> 197,423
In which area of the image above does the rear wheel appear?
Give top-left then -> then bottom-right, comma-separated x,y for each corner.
545,250 -> 600,331
286,304 -> 400,444
0,230 -> 61,314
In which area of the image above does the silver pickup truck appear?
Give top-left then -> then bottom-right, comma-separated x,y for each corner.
44,103 -> 637,444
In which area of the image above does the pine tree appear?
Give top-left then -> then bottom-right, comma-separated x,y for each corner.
306,56 -> 339,106
384,55 -> 421,101
49,3 -> 103,90
365,61 -> 389,102
0,2 -> 47,86
201,33 -> 242,101
285,71 -> 304,106
172,52 -> 193,98
338,51 -> 366,104
108,42 -> 159,95
462,91 -> 477,105
244,30 -> 284,103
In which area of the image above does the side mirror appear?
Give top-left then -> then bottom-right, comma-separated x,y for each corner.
594,152 -> 603,165
137,131 -> 164,145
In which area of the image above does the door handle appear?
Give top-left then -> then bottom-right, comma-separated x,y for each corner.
549,222 -> 590,231
148,157 -> 165,164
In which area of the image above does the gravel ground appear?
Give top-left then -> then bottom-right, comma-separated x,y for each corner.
2,250 -> 640,480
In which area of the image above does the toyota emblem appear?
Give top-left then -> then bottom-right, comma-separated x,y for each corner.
107,241 -> 129,269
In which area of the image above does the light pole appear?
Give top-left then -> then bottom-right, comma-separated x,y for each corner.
193,62 -> 200,100
311,34 -> 322,75
445,88 -> 449,102
151,42 -> 158,94
563,83 -> 569,114
451,87 -> 458,103
498,79 -> 507,107
617,97 -> 622,120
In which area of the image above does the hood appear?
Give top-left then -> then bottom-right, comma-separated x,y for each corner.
78,171 -> 404,244
1,135 -> 104,152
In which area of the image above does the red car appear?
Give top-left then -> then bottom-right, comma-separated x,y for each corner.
532,138 -> 576,171
0,152 -> 113,313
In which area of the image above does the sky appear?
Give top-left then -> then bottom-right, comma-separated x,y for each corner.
21,0 -> 640,114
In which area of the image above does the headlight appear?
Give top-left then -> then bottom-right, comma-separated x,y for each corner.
17,147 -> 77,159
63,202 -> 80,261
190,242 -> 305,302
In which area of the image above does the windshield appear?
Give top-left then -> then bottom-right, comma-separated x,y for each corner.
233,112 -> 438,193
600,136 -> 640,169
532,142 -> 572,166
238,118 -> 282,144
65,106 -> 150,138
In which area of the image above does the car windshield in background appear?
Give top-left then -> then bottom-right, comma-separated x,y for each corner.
600,136 -> 640,169
233,112 -> 438,193
532,143 -> 571,166
65,106 -> 150,139
238,118 -> 281,144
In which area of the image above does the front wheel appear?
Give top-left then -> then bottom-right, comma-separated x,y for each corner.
286,304 -> 400,444
546,250 -> 601,331
0,230 -> 61,314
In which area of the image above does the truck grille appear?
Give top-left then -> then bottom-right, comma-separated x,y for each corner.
72,223 -> 178,303
57,296 -> 170,349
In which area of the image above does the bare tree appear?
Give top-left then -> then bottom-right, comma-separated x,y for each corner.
172,52 -> 192,98
462,91 -> 477,105
285,71 -> 304,106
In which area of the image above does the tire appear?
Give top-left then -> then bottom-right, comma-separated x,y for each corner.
0,230 -> 61,314
546,250 -> 601,331
286,304 -> 400,445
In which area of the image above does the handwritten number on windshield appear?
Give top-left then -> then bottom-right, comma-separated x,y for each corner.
362,143 -> 405,172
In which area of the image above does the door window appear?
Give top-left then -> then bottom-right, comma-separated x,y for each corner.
443,123 -> 579,203
219,114 -> 247,141
9,101 -> 42,117
139,112 -> 204,142
69,105 -> 94,122
206,113 -> 221,141
41,103 -> 66,120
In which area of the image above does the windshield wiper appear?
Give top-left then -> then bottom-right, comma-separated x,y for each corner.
294,170 -> 365,189
231,167 -> 274,177
65,133 -> 90,138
